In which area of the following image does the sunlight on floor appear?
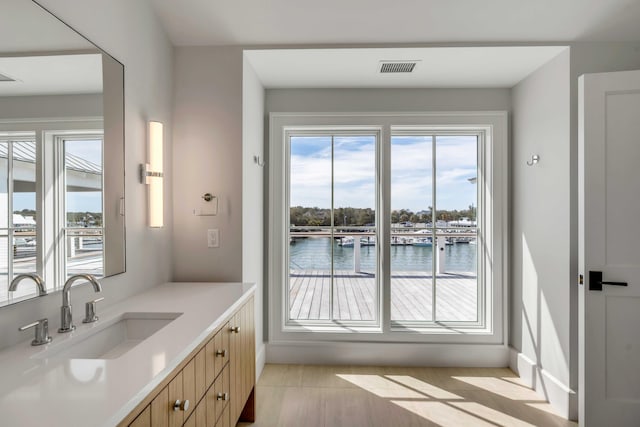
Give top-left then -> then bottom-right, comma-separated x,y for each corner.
393,400 -> 498,427
336,374 -> 425,398
384,375 -> 463,400
452,376 -> 546,401
448,402 -> 537,427
337,373 -> 552,426
248,365 -> 577,427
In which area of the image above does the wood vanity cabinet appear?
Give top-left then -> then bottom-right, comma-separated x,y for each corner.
120,297 -> 255,427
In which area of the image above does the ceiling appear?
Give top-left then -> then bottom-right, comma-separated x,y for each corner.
0,54 -> 103,97
1,0 -> 93,53
245,46 -> 568,88
149,0 -> 640,46
0,0 -> 103,97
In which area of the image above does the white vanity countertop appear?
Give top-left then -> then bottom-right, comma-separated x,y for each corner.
0,281 -> 256,427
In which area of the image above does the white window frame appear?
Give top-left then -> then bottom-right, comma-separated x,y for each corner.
53,132 -> 105,281
269,112 -> 508,346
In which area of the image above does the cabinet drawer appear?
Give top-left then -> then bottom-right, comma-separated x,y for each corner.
149,372 -> 190,427
205,323 -> 229,388
206,365 -> 230,427
214,323 -> 230,375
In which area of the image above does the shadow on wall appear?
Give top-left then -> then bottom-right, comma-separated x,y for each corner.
521,234 -> 569,403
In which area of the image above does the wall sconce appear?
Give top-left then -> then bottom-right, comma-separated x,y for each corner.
140,121 -> 163,227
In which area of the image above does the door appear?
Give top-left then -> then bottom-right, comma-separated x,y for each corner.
579,69 -> 640,426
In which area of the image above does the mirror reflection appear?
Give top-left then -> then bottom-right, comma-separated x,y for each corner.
0,0 -> 125,307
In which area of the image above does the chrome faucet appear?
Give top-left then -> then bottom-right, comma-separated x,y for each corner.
9,273 -> 47,296
59,274 -> 102,333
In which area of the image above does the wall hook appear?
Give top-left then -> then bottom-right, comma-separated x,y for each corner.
526,155 -> 540,166
253,155 -> 265,167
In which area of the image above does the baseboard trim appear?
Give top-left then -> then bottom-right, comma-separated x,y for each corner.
256,342 -> 266,380
266,341 -> 509,367
509,347 -> 577,421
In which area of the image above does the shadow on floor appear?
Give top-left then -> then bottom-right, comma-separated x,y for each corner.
238,364 -> 577,427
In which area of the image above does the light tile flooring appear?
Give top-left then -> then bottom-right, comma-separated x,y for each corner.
239,364 -> 578,427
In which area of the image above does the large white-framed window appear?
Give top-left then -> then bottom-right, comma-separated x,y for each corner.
269,112 -> 508,345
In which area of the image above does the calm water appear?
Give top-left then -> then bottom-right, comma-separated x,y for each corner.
289,237 -> 477,273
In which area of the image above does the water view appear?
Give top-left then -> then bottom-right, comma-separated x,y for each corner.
289,236 -> 477,273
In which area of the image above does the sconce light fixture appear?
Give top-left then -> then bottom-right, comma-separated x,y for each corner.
140,121 -> 163,227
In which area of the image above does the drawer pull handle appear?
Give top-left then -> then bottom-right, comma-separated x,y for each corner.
173,399 -> 190,411
230,326 -> 240,333
215,349 -> 227,357
216,392 -> 229,401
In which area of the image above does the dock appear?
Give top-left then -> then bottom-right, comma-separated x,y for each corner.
289,270 -> 478,322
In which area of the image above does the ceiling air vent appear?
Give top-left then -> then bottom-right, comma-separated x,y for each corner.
379,61 -> 419,74
0,72 -> 16,82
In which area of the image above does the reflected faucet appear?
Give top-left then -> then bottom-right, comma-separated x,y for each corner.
59,274 -> 102,333
9,273 -> 47,297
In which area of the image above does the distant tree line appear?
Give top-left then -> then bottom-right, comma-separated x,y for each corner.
67,211 -> 103,227
290,205 -> 476,227
14,209 -> 103,227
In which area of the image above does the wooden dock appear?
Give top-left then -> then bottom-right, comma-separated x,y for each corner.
289,270 -> 477,322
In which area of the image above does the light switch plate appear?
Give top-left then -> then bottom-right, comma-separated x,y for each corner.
207,229 -> 219,248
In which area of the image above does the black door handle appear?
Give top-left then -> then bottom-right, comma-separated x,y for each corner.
589,271 -> 628,291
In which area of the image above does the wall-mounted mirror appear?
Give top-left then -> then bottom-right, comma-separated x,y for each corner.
0,0 -> 125,307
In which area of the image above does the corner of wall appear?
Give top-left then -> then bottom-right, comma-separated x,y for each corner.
509,347 -> 577,420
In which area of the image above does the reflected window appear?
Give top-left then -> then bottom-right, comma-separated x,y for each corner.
0,131 -> 103,306
61,137 -> 104,278
0,135 -> 39,302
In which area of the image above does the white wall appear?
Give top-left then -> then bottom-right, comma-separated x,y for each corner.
266,88 -> 511,113
172,46 -> 243,282
0,0 -> 174,350
172,47 -> 266,377
0,94 -> 102,119
242,57 -> 266,376
510,48 -> 574,416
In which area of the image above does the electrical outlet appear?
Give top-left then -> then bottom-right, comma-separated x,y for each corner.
207,229 -> 219,248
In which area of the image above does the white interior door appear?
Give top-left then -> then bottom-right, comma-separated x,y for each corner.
579,69 -> 640,426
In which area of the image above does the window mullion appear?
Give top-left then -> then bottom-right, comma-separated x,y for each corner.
381,126 -> 390,332
330,135 -> 335,322
431,134 -> 437,322
7,142 -> 14,283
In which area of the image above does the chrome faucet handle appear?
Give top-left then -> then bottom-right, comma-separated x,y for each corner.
60,274 -> 102,333
19,318 -> 52,346
82,297 -> 104,323
59,305 -> 75,333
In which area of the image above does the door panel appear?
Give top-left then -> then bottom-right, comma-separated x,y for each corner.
605,296 -> 640,400
604,92 -> 640,266
579,69 -> 640,426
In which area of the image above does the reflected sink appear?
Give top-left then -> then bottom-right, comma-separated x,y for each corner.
34,312 -> 182,360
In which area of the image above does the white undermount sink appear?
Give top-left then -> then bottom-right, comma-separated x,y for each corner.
34,312 -> 182,360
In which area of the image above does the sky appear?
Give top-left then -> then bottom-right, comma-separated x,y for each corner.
290,134 -> 477,212
12,139 -> 102,213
